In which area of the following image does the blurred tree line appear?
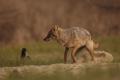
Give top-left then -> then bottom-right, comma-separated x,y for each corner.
0,0 -> 120,45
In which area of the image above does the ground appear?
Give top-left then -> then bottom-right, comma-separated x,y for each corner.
0,36 -> 119,80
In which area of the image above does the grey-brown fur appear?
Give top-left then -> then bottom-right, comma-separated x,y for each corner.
44,25 -> 95,63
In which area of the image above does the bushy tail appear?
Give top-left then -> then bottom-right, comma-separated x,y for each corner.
93,41 -> 99,49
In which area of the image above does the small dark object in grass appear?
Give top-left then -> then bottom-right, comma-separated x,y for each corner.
20,48 -> 31,59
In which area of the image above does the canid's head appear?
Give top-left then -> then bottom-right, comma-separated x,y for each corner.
43,25 -> 61,41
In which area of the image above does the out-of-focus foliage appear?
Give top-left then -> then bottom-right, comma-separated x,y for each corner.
0,0 -> 120,45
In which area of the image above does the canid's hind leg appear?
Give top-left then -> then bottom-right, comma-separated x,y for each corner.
71,47 -> 79,63
86,40 -> 95,61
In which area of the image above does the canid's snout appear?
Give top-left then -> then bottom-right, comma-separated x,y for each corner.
43,31 -> 52,41
43,36 -> 50,41
43,37 -> 47,41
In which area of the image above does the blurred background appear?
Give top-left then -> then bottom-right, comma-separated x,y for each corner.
0,0 -> 120,45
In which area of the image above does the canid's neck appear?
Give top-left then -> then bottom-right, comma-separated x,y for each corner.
55,27 -> 66,46
55,27 -> 64,39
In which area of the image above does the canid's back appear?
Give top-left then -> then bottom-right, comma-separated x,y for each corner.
63,27 -> 91,40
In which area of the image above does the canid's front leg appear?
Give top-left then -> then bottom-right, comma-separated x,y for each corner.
71,47 -> 79,63
64,47 -> 69,63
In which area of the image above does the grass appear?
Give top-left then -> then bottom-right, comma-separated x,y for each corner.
95,36 -> 120,62
0,41 -> 64,67
0,36 -> 120,80
6,64 -> 120,80
0,36 -> 119,67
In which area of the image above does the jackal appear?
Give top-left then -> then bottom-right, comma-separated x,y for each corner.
43,25 -> 97,63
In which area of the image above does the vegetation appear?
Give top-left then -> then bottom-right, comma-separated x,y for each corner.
0,41 -> 64,67
0,36 -> 119,67
0,36 -> 119,80
0,0 -> 120,45
6,64 -> 120,80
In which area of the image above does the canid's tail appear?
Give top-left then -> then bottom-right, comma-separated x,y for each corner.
93,41 -> 99,49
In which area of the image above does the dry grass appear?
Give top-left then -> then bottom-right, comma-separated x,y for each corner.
0,63 -> 119,80
0,36 -> 119,80
0,36 -> 119,67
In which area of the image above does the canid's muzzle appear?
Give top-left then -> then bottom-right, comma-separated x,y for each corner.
43,30 -> 53,41
43,36 -> 50,41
